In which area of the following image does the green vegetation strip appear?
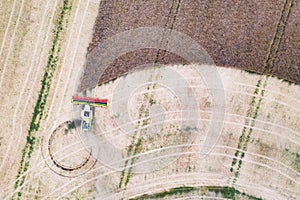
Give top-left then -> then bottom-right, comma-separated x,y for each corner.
118,105 -> 149,189
208,186 -> 262,200
13,0 -> 71,199
119,94 -> 163,189
129,186 -> 262,200
129,186 -> 197,200
230,76 -> 268,184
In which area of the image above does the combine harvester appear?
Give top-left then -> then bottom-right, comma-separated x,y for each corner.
71,96 -> 108,132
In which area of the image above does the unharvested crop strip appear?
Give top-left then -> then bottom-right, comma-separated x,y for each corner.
13,0 -> 71,199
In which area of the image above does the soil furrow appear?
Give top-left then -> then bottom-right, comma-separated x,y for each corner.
265,0 -> 294,73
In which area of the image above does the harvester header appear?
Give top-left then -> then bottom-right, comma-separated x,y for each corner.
71,96 -> 108,107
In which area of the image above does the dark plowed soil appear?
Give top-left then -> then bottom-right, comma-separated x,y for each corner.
96,49 -> 188,84
78,0 -> 300,91
174,0 -> 284,73
273,0 -> 300,83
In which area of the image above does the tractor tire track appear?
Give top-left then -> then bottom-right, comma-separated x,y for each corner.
0,0 -> 18,64
0,0 -> 26,90
57,0 -> 92,114
47,145 -> 299,199
265,0 -> 294,73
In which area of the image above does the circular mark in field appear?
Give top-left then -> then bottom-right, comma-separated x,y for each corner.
42,120 -> 97,177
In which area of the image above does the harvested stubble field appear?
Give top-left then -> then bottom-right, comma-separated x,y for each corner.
88,64 -> 300,199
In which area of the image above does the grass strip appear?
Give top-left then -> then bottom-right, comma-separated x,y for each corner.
230,76 -> 268,185
129,186 -> 197,200
129,186 -> 262,200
